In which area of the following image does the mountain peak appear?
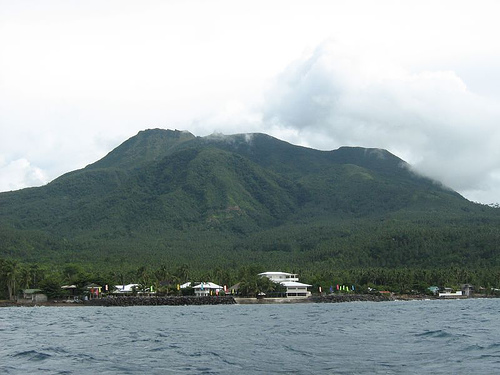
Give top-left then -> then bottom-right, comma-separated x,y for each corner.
138,128 -> 194,139
88,128 -> 195,170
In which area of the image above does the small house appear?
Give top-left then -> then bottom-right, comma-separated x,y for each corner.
192,282 -> 223,297
86,283 -> 102,299
61,284 -> 79,297
439,287 -> 464,298
280,281 -> 312,297
113,284 -> 141,294
461,284 -> 474,297
22,289 -> 48,303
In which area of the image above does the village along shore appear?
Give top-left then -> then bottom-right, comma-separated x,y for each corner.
3,272 -> 497,307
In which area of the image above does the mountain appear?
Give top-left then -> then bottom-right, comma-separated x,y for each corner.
1,129 -> 499,271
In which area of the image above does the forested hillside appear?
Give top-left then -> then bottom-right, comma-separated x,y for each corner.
1,129 -> 499,277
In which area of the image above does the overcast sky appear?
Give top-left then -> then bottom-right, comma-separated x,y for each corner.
1,0 -> 499,204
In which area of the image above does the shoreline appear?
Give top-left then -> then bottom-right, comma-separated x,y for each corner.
3,293 -> 497,308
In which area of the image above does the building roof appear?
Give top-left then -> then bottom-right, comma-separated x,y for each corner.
281,281 -> 311,287
193,282 -> 223,290
23,289 -> 43,294
259,272 -> 297,277
114,284 -> 140,292
61,285 -> 77,289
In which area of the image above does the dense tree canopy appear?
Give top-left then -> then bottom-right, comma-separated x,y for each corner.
1,130 -> 499,300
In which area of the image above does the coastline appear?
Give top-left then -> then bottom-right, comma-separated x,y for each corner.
2,293 -> 497,308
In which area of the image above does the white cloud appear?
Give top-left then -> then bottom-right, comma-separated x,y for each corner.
259,40 -> 500,203
1,1 -> 500,204
0,157 -> 48,192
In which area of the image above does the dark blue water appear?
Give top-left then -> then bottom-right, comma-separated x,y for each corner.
1,299 -> 499,374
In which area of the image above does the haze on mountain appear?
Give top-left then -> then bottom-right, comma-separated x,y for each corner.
1,129 -> 499,272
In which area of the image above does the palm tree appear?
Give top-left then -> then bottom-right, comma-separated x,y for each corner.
136,266 -> 152,293
4,259 -> 19,300
29,264 -> 41,288
238,274 -> 277,297
18,266 -> 32,290
155,264 -> 170,283
238,276 -> 258,297
113,270 -> 126,288
174,264 -> 189,283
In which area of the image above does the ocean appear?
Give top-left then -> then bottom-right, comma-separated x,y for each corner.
1,298 -> 499,374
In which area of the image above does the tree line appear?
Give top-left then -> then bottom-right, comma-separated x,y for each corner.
2,257 -> 500,300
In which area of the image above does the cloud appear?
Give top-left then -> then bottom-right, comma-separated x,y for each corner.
260,41 -> 500,203
1,0 -> 499,207
0,157 -> 48,192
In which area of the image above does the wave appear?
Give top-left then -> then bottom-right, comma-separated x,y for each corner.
11,350 -> 52,361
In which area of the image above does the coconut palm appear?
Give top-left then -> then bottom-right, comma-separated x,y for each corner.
2,259 -> 19,300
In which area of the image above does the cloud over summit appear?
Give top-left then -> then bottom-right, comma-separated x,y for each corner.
260,41 -> 500,203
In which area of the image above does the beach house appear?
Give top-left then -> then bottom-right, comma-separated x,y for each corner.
113,284 -> 141,294
192,282 -> 224,296
21,289 -> 48,303
258,272 -> 311,298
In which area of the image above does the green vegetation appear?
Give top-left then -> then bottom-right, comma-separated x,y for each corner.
1,129 -> 500,299
2,257 -> 500,300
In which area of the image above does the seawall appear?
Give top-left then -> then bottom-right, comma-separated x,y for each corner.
311,294 -> 394,303
235,294 -> 394,304
83,296 -> 237,306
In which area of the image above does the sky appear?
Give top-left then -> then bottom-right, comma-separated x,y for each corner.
1,0 -> 499,204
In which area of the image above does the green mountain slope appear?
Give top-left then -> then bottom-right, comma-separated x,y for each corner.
0,129 -> 499,270
89,128 -> 195,170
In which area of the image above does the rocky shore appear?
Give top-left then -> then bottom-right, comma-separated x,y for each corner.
84,294 -> 394,306
233,294 -> 396,304
311,294 -> 394,303
83,295 -> 237,306
6,293 -> 497,307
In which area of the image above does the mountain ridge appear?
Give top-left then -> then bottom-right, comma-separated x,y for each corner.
0,128 -> 498,270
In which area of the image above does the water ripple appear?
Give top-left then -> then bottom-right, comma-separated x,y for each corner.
0,299 -> 499,374
12,350 -> 52,361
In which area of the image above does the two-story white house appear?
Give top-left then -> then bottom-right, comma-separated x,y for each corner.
258,272 -> 311,298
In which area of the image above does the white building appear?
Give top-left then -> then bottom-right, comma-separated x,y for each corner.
258,272 -> 311,298
259,272 -> 299,282
114,284 -> 141,294
439,287 -> 464,298
192,282 -> 223,297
